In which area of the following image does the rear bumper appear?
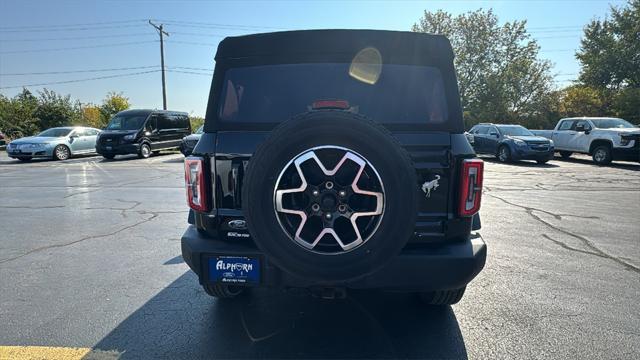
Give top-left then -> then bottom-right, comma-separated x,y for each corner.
181,225 -> 487,291
96,143 -> 140,155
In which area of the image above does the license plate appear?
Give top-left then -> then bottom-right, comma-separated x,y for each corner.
105,146 -> 112,150
209,256 -> 260,284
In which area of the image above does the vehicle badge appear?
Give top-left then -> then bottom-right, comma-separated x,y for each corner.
421,175 -> 441,198
228,219 -> 247,230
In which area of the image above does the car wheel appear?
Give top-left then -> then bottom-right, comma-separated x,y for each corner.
242,111 -> 418,282
418,287 -> 466,305
53,145 -> 70,161
18,157 -> 32,162
138,143 -> 151,159
592,145 -> 612,165
203,284 -> 244,298
102,154 -> 115,160
559,151 -> 572,159
497,145 -> 511,163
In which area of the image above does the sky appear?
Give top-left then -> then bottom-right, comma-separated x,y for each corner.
0,0 -> 627,117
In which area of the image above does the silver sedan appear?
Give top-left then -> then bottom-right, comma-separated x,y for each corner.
6,127 -> 101,161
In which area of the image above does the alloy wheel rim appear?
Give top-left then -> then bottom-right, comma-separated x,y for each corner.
595,149 -> 606,162
56,146 -> 69,160
499,147 -> 508,161
273,146 -> 385,254
142,145 -> 150,157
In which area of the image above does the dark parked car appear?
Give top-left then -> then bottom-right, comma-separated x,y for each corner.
467,123 -> 554,164
96,109 -> 191,159
180,125 -> 203,156
0,131 -> 6,147
181,30 -> 486,304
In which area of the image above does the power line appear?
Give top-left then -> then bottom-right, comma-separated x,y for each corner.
1,65 -> 159,76
0,70 -> 160,89
169,66 -> 214,71
0,33 -> 154,42
166,69 -> 212,76
0,40 -> 157,54
0,19 -> 147,30
152,19 -> 284,31
0,24 -> 147,33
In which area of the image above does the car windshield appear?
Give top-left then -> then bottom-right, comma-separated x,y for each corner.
498,126 -> 533,136
590,118 -> 635,129
106,114 -> 148,130
37,128 -> 72,137
195,125 -> 204,134
218,63 -> 448,125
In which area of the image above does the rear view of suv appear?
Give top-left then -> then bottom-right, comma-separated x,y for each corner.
181,30 -> 487,304
96,109 -> 191,159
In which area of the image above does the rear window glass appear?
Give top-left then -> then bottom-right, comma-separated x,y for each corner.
218,63 -> 448,125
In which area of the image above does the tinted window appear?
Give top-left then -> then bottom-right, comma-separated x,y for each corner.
157,114 -> 172,130
558,120 -> 574,131
106,113 -> 148,130
497,126 -> 534,136
219,63 -> 448,124
38,128 -> 72,137
178,115 -> 190,129
475,126 -> 489,135
572,120 -> 591,131
146,116 -> 157,131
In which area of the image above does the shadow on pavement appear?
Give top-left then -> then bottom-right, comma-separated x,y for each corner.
480,156 -> 560,168
90,272 -> 467,359
555,156 -> 640,171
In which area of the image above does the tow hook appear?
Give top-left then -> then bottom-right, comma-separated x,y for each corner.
311,287 -> 347,299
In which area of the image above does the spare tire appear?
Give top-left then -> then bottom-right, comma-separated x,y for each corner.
242,111 -> 418,282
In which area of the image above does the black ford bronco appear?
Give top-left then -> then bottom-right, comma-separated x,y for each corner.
181,30 -> 486,304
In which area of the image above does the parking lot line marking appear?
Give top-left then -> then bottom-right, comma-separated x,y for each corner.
0,346 -> 120,360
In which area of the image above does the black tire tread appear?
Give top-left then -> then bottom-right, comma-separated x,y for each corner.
419,287 -> 466,305
203,284 -> 244,298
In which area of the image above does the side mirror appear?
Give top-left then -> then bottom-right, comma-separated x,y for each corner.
575,125 -> 586,132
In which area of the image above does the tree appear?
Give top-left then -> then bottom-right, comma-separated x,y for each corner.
34,88 -> 80,130
77,104 -> 103,128
412,9 -> 554,128
576,0 -> 640,89
0,89 -> 40,138
99,92 -> 130,125
190,115 -> 204,132
558,86 -> 607,118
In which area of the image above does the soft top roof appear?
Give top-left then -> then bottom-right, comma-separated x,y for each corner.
215,29 -> 454,65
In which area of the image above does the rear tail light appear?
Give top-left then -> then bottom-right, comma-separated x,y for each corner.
184,157 -> 209,212
458,159 -> 484,217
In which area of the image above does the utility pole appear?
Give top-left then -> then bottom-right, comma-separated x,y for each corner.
149,20 -> 169,110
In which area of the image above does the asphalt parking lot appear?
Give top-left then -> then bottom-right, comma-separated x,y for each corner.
0,151 -> 638,359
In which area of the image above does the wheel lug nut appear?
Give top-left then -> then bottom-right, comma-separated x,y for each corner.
339,190 -> 346,197
312,189 -> 319,196
325,213 -> 332,219
311,203 -> 320,212
338,204 -> 347,213
325,181 -> 334,190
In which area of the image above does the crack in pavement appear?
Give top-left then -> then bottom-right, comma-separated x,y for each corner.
541,234 -> 607,259
0,212 -> 159,265
486,193 -> 640,273
484,192 -> 600,220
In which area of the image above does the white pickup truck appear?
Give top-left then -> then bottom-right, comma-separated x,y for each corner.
532,117 -> 640,165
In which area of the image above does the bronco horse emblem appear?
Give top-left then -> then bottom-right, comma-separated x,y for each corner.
421,175 -> 440,198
